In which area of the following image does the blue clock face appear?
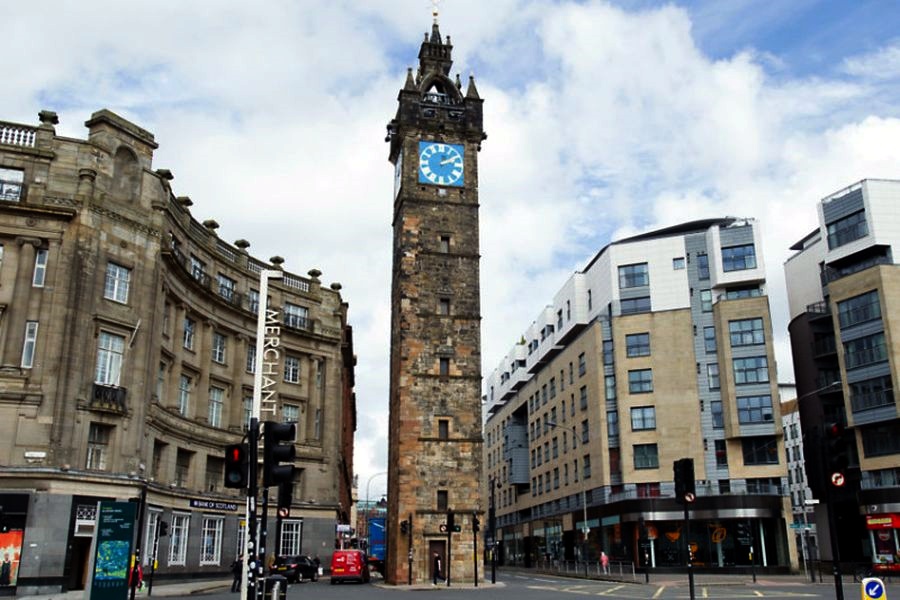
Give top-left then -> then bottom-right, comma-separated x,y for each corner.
418,141 -> 464,187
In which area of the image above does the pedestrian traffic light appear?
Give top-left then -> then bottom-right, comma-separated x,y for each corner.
223,443 -> 249,489
824,422 -> 850,486
158,521 -> 169,537
277,480 -> 293,515
400,520 -> 409,534
472,514 -> 480,533
263,421 -> 296,487
673,458 -> 696,503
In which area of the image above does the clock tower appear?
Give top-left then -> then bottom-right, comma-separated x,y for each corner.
384,16 -> 487,585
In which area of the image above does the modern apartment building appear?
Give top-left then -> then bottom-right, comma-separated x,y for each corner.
484,218 -> 796,572
779,388 -> 819,567
785,179 -> 900,575
0,110 -> 356,594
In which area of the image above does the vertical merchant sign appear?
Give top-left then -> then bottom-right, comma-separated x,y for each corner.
89,501 -> 136,600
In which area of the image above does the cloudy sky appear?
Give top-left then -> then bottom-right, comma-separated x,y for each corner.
8,0 -> 900,500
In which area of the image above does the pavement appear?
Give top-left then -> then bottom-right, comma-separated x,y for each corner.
16,578 -> 232,600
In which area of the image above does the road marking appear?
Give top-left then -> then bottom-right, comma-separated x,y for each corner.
702,586 -> 709,597
754,592 -> 764,597
653,585 -> 666,598
596,584 -> 625,596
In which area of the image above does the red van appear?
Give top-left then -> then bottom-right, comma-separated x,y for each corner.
329,549 -> 370,584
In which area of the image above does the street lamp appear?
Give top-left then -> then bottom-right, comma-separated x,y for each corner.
546,420 -> 589,575
364,471 -> 387,548
489,477 -> 502,584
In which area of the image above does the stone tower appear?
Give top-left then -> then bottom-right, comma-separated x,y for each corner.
384,17 -> 487,585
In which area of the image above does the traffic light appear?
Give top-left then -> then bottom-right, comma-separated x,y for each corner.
277,480 -> 293,515
400,520 -> 409,534
472,514 -> 480,533
223,443 -> 249,489
824,422 -> 850,486
263,421 -> 296,487
158,521 -> 169,537
673,458 -> 696,503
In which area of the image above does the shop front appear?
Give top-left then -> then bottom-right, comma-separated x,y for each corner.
866,514 -> 900,575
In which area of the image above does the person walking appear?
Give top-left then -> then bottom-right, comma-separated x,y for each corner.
230,557 -> 243,592
432,552 -> 443,585
600,550 -> 609,574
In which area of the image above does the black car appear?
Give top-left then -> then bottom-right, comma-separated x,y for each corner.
274,555 -> 319,583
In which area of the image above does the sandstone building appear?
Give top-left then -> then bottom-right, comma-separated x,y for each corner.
484,218 -> 797,571
0,110 -> 356,595
385,19 -> 487,584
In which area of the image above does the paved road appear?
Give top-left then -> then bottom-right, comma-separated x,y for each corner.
167,569 -> 897,600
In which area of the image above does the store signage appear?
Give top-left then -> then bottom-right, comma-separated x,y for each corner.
189,499 -> 239,512
866,514 -> 900,529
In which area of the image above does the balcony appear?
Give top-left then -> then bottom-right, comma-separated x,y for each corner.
0,121 -> 36,147
283,313 -> 313,332
806,301 -> 830,316
91,383 -> 127,414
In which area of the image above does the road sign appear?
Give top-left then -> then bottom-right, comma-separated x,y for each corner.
439,523 -> 448,533
831,472 -> 845,487
684,492 -> 696,503
861,577 -> 885,600
789,523 -> 805,529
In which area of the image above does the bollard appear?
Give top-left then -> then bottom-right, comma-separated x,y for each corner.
265,575 -> 288,600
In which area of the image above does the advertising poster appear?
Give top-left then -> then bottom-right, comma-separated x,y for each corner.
89,502 -> 136,600
0,529 -> 23,587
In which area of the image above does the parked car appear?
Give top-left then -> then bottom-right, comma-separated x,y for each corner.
274,555 -> 319,583
330,549 -> 370,584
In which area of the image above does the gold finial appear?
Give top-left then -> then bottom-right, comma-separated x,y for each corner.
431,0 -> 441,23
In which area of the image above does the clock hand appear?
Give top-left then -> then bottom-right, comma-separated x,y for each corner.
440,156 -> 459,165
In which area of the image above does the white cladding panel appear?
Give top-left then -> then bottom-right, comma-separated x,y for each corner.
865,180 -> 900,253
784,235 -> 826,320
583,249 -> 614,321
608,236 -> 691,311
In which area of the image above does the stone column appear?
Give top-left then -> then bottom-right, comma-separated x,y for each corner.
2,237 -> 41,367
197,319 -> 213,423
76,168 -> 97,199
232,333 -> 248,429
171,304 -> 187,412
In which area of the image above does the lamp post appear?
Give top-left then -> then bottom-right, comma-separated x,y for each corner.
364,471 -> 387,549
130,466 -> 148,600
489,477 -> 501,584
794,380 -> 844,600
546,420 -> 589,576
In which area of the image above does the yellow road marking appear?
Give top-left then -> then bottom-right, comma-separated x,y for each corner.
596,584 -> 625,596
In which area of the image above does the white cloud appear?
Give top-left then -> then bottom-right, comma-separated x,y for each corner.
8,0 -> 900,493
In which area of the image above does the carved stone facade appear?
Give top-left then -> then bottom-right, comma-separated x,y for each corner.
385,20 -> 487,585
0,109 -> 356,594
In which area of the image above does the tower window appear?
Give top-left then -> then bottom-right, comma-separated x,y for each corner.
439,358 -> 450,377
438,298 -> 450,315
438,419 -> 449,440
439,235 -> 451,253
437,490 -> 448,511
